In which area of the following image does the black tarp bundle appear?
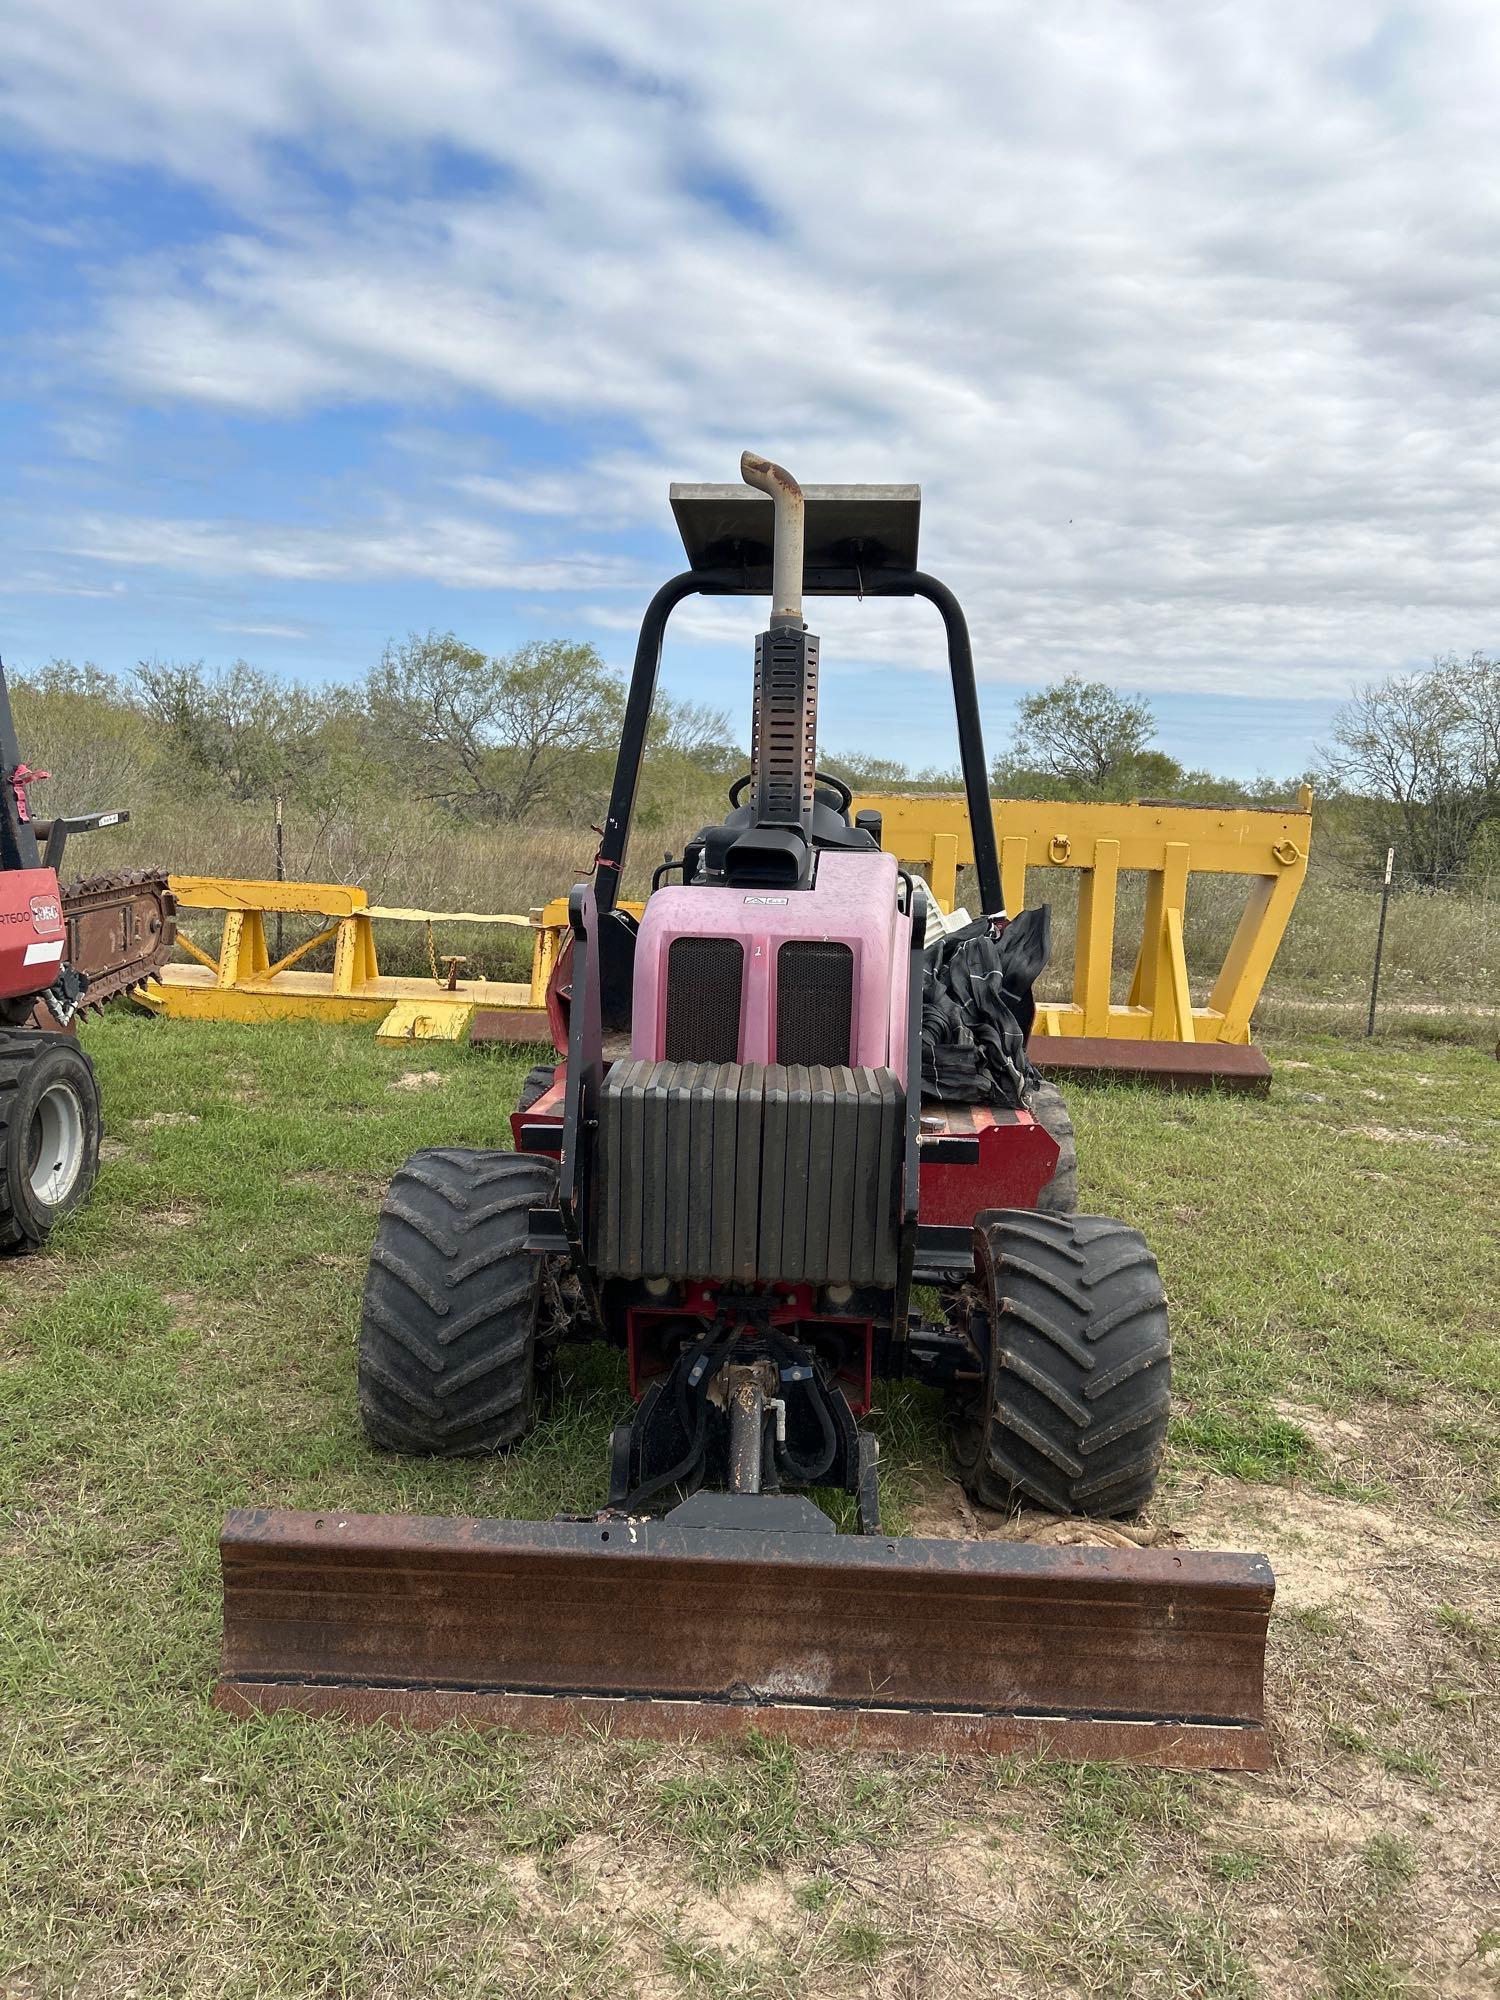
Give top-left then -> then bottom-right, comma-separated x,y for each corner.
920,905 -> 1051,1106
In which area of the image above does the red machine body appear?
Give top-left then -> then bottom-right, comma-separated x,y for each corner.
0,864 -> 66,1003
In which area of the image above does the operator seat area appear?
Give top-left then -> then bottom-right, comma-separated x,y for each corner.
680,778 -> 884,891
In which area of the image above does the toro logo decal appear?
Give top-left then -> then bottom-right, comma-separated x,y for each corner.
29,894 -> 63,934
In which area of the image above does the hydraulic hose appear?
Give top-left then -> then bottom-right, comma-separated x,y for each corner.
768,1332 -> 840,1485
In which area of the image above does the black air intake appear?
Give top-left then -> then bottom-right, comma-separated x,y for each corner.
776,940 -> 854,1064
664,936 -> 743,1062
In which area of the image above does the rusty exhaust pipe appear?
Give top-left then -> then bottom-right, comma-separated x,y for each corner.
740,450 -> 805,628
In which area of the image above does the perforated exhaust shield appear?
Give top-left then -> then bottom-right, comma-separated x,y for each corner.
217,1507 -> 1274,1770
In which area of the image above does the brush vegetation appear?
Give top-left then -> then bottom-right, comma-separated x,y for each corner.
8,654 -> 1497,1026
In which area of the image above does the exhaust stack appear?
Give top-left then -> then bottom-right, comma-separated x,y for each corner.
740,450 -> 806,629
739,451 -> 817,862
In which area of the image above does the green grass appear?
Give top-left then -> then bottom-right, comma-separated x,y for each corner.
3,1012 -> 1498,1997
1071,1035 -> 1500,1484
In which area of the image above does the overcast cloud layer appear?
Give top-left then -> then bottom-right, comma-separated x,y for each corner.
3,2 -> 1498,768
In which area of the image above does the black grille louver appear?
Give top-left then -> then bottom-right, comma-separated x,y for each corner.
664,936 -> 743,1062
777,941 -> 854,1064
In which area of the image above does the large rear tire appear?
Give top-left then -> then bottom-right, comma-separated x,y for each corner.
951,1209 -> 1171,1517
0,1030 -> 101,1254
1026,1076 -> 1077,1215
359,1148 -> 558,1455
515,1062 -> 557,1115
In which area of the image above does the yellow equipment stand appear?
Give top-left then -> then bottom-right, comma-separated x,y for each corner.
139,786 -> 1307,1062
136,877 -> 548,1044
853,789 -> 1312,1046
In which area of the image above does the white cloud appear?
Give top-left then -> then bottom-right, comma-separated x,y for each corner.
211,620 -> 313,640
5,1 -> 1500,703
62,512 -> 646,594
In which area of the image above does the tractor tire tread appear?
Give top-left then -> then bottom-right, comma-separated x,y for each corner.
1027,1078 -> 1078,1216
952,1209 -> 1171,1519
0,1030 -> 101,1255
359,1148 -> 558,1456
516,1064 -> 557,1115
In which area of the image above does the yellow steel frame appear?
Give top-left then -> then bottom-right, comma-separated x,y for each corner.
138,877 -> 542,1042
853,790 -> 1313,1044
143,787 -> 1308,1051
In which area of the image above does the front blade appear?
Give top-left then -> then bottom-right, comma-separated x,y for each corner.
217,1507 -> 1274,1770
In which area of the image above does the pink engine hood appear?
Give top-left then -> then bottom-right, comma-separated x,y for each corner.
630,849 -> 912,1079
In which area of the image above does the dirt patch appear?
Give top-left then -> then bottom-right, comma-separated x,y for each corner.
1177,1471 -> 1500,1617
1271,1395 -> 1499,1514
131,1110 -> 200,1130
389,1070 -> 445,1091
145,1202 -> 201,1231
293,1167 -> 387,1200
908,1477 -> 1172,1549
1346,1122 -> 1472,1149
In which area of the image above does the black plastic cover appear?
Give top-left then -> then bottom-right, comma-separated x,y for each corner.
594,1059 -> 903,1285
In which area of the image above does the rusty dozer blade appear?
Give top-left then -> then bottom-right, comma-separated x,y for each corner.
217,1499 -> 1274,1771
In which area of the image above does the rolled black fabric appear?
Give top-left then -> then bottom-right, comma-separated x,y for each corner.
920,905 -> 1051,1106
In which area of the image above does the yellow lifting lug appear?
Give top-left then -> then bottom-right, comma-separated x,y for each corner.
1048,834 -> 1072,864
1271,839 -> 1303,867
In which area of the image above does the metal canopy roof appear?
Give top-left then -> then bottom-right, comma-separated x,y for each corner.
669,482 -> 921,575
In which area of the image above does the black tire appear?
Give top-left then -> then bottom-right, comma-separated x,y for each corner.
359,1148 -> 558,1455
1026,1076 -> 1077,1215
951,1210 -> 1171,1517
0,1030 -> 101,1254
516,1062 -> 557,1115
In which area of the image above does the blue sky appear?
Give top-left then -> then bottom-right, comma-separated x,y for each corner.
4,2 -> 1497,779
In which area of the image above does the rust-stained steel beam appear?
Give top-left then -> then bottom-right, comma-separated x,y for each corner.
468,1007 -> 554,1046
1029,1037 -> 1273,1095
217,1507 -> 1274,1771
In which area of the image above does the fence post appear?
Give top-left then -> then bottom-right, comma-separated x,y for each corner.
274,794 -> 285,961
1366,846 -> 1395,1037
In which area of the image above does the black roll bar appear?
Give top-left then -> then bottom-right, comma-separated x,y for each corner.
0,657 -> 43,874
593,567 -> 1004,919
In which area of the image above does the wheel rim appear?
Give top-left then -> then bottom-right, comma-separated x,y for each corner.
26,1079 -> 87,1208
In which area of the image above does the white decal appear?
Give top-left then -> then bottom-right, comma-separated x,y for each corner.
24,940 -> 66,966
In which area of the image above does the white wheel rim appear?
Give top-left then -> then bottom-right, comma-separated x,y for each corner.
27,1079 -> 87,1208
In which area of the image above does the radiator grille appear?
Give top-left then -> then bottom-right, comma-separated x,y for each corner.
664,936 -> 743,1061
777,940 -> 854,1064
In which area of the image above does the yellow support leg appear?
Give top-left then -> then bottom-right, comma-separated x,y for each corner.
218,910 -> 269,986
1208,866 -> 1305,1044
530,920 -> 558,1007
1130,843 -> 1191,1039
929,833 -> 959,914
1165,907 -> 1195,1043
1073,837 -> 1120,1037
1000,835 -> 1029,919
332,912 -> 381,995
